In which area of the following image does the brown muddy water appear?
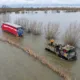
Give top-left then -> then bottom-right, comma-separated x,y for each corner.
0,11 -> 80,80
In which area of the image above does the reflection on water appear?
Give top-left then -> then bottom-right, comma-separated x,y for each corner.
0,11 -> 80,79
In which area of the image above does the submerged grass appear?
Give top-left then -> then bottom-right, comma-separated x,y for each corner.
13,18 -> 80,47
31,21 -> 42,35
14,17 -> 28,29
45,22 -> 60,40
14,17 -> 32,33
14,18 -> 42,35
63,23 -> 80,47
0,13 -> 10,24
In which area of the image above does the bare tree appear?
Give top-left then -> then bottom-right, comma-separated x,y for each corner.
45,22 -> 60,40
14,17 -> 29,29
2,5 -> 9,13
31,21 -> 42,35
63,23 -> 80,47
14,18 -> 42,35
0,13 -> 10,25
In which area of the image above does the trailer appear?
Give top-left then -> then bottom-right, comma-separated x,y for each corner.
1,22 -> 24,37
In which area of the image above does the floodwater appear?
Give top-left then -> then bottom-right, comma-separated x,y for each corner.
0,11 -> 80,80
0,41 -> 61,80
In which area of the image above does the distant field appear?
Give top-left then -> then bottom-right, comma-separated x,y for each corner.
0,7 -> 80,13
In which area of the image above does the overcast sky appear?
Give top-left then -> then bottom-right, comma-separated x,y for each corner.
0,0 -> 80,4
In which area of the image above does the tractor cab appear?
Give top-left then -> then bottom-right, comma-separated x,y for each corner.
62,45 -> 76,60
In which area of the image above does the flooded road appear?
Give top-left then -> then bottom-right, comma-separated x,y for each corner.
0,11 -> 80,80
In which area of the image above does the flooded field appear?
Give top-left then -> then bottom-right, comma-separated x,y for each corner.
0,41 -> 61,80
0,11 -> 80,80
